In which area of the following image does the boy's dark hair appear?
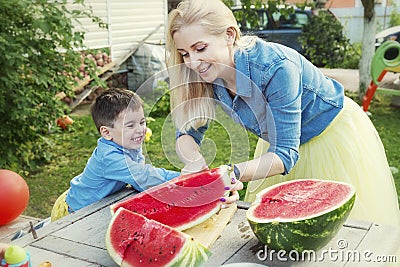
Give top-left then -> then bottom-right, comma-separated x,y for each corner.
91,88 -> 143,132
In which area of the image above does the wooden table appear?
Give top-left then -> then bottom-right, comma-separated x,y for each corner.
11,188 -> 400,267
0,215 -> 42,243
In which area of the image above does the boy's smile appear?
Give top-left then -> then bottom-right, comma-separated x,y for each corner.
107,108 -> 147,150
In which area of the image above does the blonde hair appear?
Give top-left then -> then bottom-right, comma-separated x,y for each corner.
166,0 -> 241,131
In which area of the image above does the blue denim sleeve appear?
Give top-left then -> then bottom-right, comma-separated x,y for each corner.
102,150 -> 179,192
175,124 -> 209,146
263,63 -> 301,174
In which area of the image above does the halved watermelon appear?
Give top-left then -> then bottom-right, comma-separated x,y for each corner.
246,179 -> 356,252
106,207 -> 210,267
110,166 -> 231,230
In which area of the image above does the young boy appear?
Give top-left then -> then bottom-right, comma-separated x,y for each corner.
51,88 -> 180,221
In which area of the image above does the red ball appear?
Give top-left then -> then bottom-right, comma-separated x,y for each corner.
0,169 -> 30,225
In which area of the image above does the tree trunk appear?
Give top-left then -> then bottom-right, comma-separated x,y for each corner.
359,0 -> 376,101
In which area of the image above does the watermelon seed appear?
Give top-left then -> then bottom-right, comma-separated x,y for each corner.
265,198 -> 281,204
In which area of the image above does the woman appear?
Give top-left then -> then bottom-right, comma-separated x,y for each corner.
166,0 -> 400,226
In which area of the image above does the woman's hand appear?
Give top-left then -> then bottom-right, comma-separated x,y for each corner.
181,156 -> 208,174
176,135 -> 208,174
220,175 -> 244,209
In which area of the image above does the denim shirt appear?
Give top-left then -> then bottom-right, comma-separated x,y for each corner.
178,40 -> 344,174
66,137 -> 180,211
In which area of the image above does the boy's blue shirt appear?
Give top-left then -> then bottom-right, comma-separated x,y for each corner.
178,40 -> 344,174
66,137 -> 180,212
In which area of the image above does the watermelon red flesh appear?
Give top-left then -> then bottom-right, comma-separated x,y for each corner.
246,179 -> 356,252
105,207 -> 210,267
110,166 -> 230,230
252,179 -> 354,221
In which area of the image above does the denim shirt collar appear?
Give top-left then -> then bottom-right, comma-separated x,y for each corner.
213,48 -> 253,98
234,48 -> 252,98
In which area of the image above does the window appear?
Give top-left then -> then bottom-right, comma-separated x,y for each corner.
275,12 -> 309,29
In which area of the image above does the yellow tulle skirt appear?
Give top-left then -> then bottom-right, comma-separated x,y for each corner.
51,189 -> 70,222
244,96 -> 400,227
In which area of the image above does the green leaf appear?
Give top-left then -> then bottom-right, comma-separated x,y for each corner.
0,0 -> 106,169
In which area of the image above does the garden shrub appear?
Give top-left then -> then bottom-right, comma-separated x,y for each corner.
299,10 -> 360,68
142,81 -> 171,118
389,3 -> 400,27
0,0 -> 105,169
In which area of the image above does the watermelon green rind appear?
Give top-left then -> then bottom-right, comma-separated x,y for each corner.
105,208 -> 133,265
248,193 -> 355,252
121,235 -> 210,267
106,207 -> 210,267
110,166 -> 231,231
167,238 -> 211,267
246,179 -> 356,252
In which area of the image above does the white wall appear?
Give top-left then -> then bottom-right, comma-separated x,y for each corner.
108,0 -> 166,61
68,0 -> 166,63
330,5 -> 400,43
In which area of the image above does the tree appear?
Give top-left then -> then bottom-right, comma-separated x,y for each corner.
0,0 -> 104,169
359,0 -> 377,100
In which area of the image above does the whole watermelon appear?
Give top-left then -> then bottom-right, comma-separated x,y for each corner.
246,179 -> 356,252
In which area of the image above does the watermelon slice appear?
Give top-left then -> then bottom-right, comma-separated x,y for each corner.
106,207 -> 210,267
246,179 -> 356,252
110,166 -> 231,230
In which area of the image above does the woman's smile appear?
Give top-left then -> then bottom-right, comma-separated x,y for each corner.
198,64 -> 211,74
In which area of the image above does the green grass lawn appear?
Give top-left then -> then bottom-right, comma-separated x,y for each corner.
22,95 -> 400,219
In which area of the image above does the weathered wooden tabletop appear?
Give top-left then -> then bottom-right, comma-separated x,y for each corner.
11,188 -> 400,267
0,215 -> 42,243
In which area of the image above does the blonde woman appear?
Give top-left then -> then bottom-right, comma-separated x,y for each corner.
165,0 -> 400,226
